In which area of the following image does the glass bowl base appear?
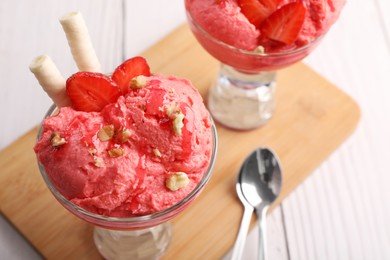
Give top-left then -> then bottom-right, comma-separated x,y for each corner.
208,64 -> 276,130
93,222 -> 172,260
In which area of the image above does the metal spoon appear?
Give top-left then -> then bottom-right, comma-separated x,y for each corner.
231,147 -> 282,260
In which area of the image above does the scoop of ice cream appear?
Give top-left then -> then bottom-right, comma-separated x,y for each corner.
189,0 -> 260,51
34,74 -> 213,217
187,0 -> 346,52
294,0 -> 346,46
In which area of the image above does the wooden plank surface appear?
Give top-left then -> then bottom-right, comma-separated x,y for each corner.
0,0 -> 124,150
0,23 -> 359,259
281,0 -> 390,258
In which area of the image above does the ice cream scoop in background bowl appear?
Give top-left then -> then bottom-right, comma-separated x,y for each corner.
36,104 -> 218,260
185,0 -> 345,130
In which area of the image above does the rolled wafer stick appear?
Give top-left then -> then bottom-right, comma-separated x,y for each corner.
29,55 -> 71,107
59,11 -> 101,72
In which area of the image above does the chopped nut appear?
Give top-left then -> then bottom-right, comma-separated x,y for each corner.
88,148 -> 97,155
130,75 -> 147,89
165,103 -> 185,136
172,112 -> 185,136
98,125 -> 115,141
94,156 -> 104,167
117,128 -> 131,143
254,45 -> 265,54
166,172 -> 190,191
50,132 -> 66,147
153,148 -> 162,157
165,103 -> 180,118
108,147 -> 124,158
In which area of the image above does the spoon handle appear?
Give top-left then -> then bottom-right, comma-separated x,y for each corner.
256,206 -> 269,260
231,204 -> 254,260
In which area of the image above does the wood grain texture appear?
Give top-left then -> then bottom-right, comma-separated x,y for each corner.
282,0 -> 390,259
123,0 -> 186,58
223,208 -> 290,260
0,24 -> 359,259
0,0 -> 123,150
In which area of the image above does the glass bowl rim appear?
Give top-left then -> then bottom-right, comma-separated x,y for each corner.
37,104 -> 218,224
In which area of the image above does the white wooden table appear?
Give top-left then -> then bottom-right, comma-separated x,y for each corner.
1,1 -> 389,259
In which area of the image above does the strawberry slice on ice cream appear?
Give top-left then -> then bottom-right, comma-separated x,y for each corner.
260,2 -> 307,45
66,72 -> 121,112
112,56 -> 151,95
237,0 -> 282,28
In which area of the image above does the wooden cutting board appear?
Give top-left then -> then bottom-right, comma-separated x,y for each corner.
0,24 -> 360,259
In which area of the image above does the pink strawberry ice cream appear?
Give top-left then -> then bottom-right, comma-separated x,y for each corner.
34,74 -> 213,217
187,0 -> 346,52
188,0 -> 260,50
294,0 -> 346,46
185,0 -> 345,71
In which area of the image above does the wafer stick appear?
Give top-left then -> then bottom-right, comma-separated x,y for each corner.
59,11 -> 101,72
29,55 -> 71,107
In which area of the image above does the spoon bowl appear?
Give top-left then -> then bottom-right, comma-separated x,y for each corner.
231,147 -> 282,260
239,147 -> 282,209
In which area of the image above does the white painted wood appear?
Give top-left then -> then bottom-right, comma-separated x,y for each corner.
0,214 -> 42,260
223,208 -> 289,260
0,0 -> 123,149
283,0 -> 390,258
123,0 -> 186,58
377,0 -> 390,43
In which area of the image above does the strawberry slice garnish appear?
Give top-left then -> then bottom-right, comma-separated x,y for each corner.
112,56 -> 151,95
260,2 -> 307,45
66,72 -> 121,112
238,0 -> 282,28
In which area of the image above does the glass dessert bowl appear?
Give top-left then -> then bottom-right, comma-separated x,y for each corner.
184,0 -> 326,130
37,105 -> 218,260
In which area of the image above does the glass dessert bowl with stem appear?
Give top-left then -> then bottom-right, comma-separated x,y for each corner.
37,104 -> 218,260
31,11 -> 218,260
184,0 -> 334,130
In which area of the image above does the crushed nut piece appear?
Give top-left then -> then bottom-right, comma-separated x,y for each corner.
165,103 -> 185,136
165,103 -> 180,118
98,125 -> 115,141
130,75 -> 147,89
50,132 -> 66,147
153,148 -> 162,157
108,148 -> 124,158
254,45 -> 265,54
117,128 -> 131,143
94,156 -> 104,167
172,112 -> 185,136
88,148 -> 97,155
166,172 -> 190,191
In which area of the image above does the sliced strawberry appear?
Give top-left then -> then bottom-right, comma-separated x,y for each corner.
66,72 -> 121,112
112,56 -> 151,95
238,0 -> 282,28
260,2 -> 307,45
